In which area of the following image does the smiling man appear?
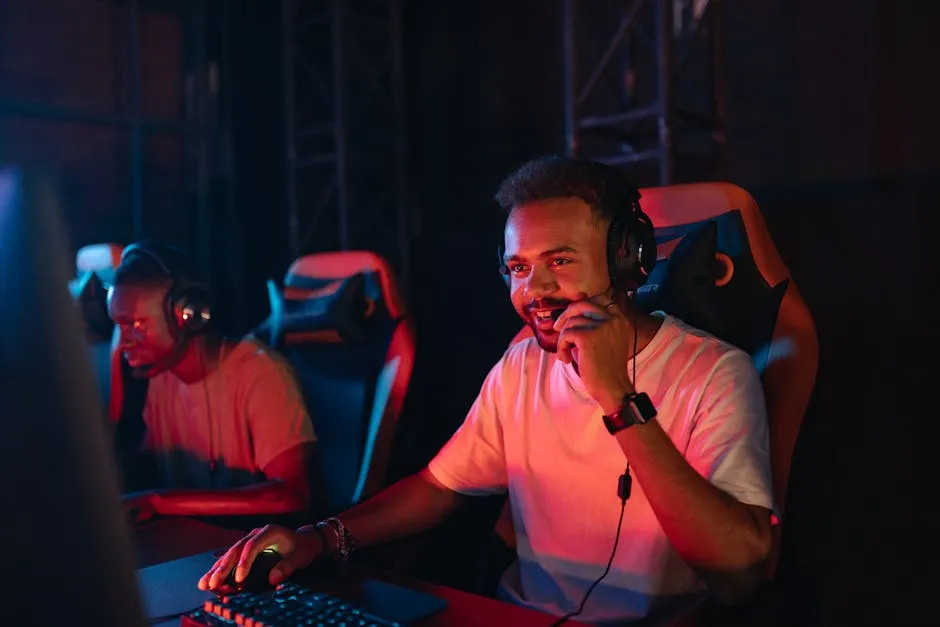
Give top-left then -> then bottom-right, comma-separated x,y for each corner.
107,240 -> 318,522
200,157 -> 773,626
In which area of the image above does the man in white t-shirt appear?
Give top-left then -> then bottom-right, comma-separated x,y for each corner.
201,156 -> 774,626
108,240 -> 318,522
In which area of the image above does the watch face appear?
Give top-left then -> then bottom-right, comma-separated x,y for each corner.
630,393 -> 658,421
604,393 -> 657,435
622,403 -> 643,426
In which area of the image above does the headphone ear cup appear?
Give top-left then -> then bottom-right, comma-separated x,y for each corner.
606,217 -> 635,291
170,286 -> 212,337
497,245 -> 510,289
607,210 -> 658,292
631,215 -> 658,288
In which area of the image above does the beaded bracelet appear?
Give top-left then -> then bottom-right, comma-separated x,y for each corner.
314,517 -> 355,562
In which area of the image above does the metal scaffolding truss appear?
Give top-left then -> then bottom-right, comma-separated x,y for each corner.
563,0 -> 726,185
282,0 -> 408,292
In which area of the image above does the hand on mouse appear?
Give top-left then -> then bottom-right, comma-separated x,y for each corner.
553,296 -> 636,414
198,524 -> 324,592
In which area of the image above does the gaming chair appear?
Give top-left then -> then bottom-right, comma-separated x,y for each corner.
254,250 -> 416,514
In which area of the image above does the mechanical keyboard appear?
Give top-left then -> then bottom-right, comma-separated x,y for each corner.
181,580 -> 445,627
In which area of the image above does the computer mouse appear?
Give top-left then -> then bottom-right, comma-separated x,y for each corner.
221,547 -> 283,593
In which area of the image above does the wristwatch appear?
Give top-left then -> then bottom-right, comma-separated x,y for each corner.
602,392 -> 658,435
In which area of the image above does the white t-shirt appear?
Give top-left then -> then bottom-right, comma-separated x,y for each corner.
427,314 -> 773,626
143,338 -> 316,490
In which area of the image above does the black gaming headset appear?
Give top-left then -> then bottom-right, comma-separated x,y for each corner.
497,169 -> 657,293
119,240 -> 212,339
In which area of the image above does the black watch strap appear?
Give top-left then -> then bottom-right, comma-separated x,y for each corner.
602,392 -> 658,435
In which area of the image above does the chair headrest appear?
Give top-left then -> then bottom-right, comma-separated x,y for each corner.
266,273 -> 379,346
69,271 -> 114,344
634,212 -> 788,359
624,183 -> 794,365
638,182 -> 789,286
285,251 -> 407,319
77,243 -> 124,272
76,243 -> 124,286
253,251 -> 406,348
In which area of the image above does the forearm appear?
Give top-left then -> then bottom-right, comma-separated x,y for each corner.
328,469 -> 467,549
616,421 -> 770,573
150,480 -> 307,517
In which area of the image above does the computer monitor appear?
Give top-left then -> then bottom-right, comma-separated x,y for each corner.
0,167 -> 146,626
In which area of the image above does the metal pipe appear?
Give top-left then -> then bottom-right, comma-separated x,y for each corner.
578,105 -> 659,129
332,0 -> 349,249
655,0 -> 675,184
576,0 -> 646,108
128,0 -> 144,239
282,0 -> 300,257
598,147 -> 663,167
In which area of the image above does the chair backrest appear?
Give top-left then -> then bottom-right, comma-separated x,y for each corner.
637,183 -> 818,527
506,183 -> 818,576
69,243 -> 124,420
255,251 -> 415,514
76,242 -> 124,285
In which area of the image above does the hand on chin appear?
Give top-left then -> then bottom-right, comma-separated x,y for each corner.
552,297 -> 635,413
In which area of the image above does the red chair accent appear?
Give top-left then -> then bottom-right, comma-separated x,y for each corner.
76,242 -> 124,277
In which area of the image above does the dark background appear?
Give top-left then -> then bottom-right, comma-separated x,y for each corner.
1,1 -> 937,625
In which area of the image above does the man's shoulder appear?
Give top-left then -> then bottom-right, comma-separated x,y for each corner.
145,368 -> 175,396
657,315 -> 756,378
475,335 -> 554,399
224,338 -> 311,424
224,337 -> 297,382
497,334 -> 546,371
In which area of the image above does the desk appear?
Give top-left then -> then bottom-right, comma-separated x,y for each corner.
134,517 -> 589,627
134,517 -> 246,568
408,581 -> 591,627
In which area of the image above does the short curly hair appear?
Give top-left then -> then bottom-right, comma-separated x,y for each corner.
113,241 -> 194,288
494,155 -> 641,224
112,251 -> 170,288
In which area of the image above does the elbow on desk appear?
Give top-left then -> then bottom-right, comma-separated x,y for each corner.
700,531 -> 773,605
702,551 -> 772,606
277,483 -> 311,513
707,570 -> 764,607
250,479 -> 311,515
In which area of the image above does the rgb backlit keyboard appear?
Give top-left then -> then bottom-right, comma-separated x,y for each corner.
181,581 -> 404,627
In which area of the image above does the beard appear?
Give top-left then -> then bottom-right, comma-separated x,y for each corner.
521,298 -> 571,353
529,325 -> 559,352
